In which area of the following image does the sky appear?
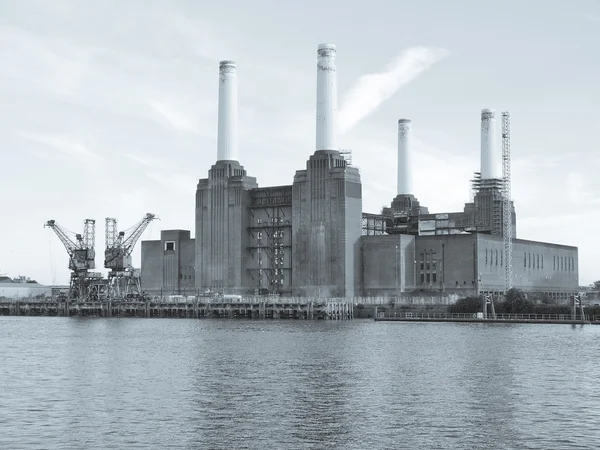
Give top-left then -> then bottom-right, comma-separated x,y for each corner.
1,0 -> 599,286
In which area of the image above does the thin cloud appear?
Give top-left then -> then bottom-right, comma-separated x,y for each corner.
338,47 -> 449,135
147,99 -> 199,133
582,13 -> 600,22
124,152 -> 163,167
0,24 -> 89,96
17,131 -> 101,162
566,171 -> 600,206
146,172 -> 198,193
513,154 -> 563,171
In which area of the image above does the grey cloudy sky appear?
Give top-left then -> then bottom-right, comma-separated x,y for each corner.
1,0 -> 599,285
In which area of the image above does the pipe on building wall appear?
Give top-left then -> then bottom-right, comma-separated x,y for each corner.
397,118 -> 413,195
316,43 -> 337,151
217,60 -> 238,161
480,108 -> 501,179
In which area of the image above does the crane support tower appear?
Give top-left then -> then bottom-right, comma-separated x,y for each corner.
45,218 -> 98,300
104,213 -> 157,299
501,111 -> 513,294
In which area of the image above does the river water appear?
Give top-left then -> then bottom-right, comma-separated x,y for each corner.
1,317 -> 599,449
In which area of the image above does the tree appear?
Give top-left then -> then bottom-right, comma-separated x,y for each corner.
590,281 -> 600,291
500,288 -> 533,314
450,296 -> 481,314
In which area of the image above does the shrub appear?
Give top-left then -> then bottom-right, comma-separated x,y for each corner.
450,296 -> 481,314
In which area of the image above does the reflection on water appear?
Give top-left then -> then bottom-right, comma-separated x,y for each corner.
1,318 -> 599,449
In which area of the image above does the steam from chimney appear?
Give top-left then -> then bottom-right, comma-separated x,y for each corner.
316,43 -> 337,151
480,108 -> 500,179
217,60 -> 238,161
397,119 -> 413,195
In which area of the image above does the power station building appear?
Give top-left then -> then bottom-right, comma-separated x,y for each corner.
141,43 -> 579,302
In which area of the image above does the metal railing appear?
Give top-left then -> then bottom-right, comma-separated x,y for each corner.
376,311 -> 598,322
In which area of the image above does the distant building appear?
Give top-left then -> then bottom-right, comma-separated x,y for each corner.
0,276 -> 51,300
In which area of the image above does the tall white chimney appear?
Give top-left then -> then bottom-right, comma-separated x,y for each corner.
316,43 -> 337,152
397,119 -> 413,195
480,108 -> 500,179
217,60 -> 238,161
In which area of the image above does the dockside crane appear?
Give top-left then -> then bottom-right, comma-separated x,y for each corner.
104,213 -> 157,298
44,218 -> 97,299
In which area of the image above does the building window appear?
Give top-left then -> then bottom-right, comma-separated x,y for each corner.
528,253 -> 531,268
486,249 -> 488,265
164,241 -> 175,251
501,251 -> 503,266
541,255 -> 544,269
433,273 -> 437,283
420,274 -> 425,284
524,253 -> 527,268
536,254 -> 539,269
495,250 -> 498,266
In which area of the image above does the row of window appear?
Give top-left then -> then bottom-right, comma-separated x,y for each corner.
485,249 -> 576,272
420,273 -> 437,284
523,252 -> 542,269
485,249 -> 505,266
419,252 -> 438,273
553,255 -> 576,272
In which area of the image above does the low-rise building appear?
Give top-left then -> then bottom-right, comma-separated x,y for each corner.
141,230 -> 195,296
0,276 -> 52,300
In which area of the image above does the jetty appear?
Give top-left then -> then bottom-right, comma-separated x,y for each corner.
375,311 -> 599,325
0,298 -> 353,320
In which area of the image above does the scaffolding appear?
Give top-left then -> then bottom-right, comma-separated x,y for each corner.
247,186 -> 293,295
339,149 -> 352,166
468,175 -> 504,233
361,212 -> 387,236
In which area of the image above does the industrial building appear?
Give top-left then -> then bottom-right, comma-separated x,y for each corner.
141,43 -> 579,302
0,276 -> 51,300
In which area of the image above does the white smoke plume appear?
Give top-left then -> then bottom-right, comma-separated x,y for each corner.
338,47 -> 449,135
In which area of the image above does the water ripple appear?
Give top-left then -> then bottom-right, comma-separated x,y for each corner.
0,318 -> 599,449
